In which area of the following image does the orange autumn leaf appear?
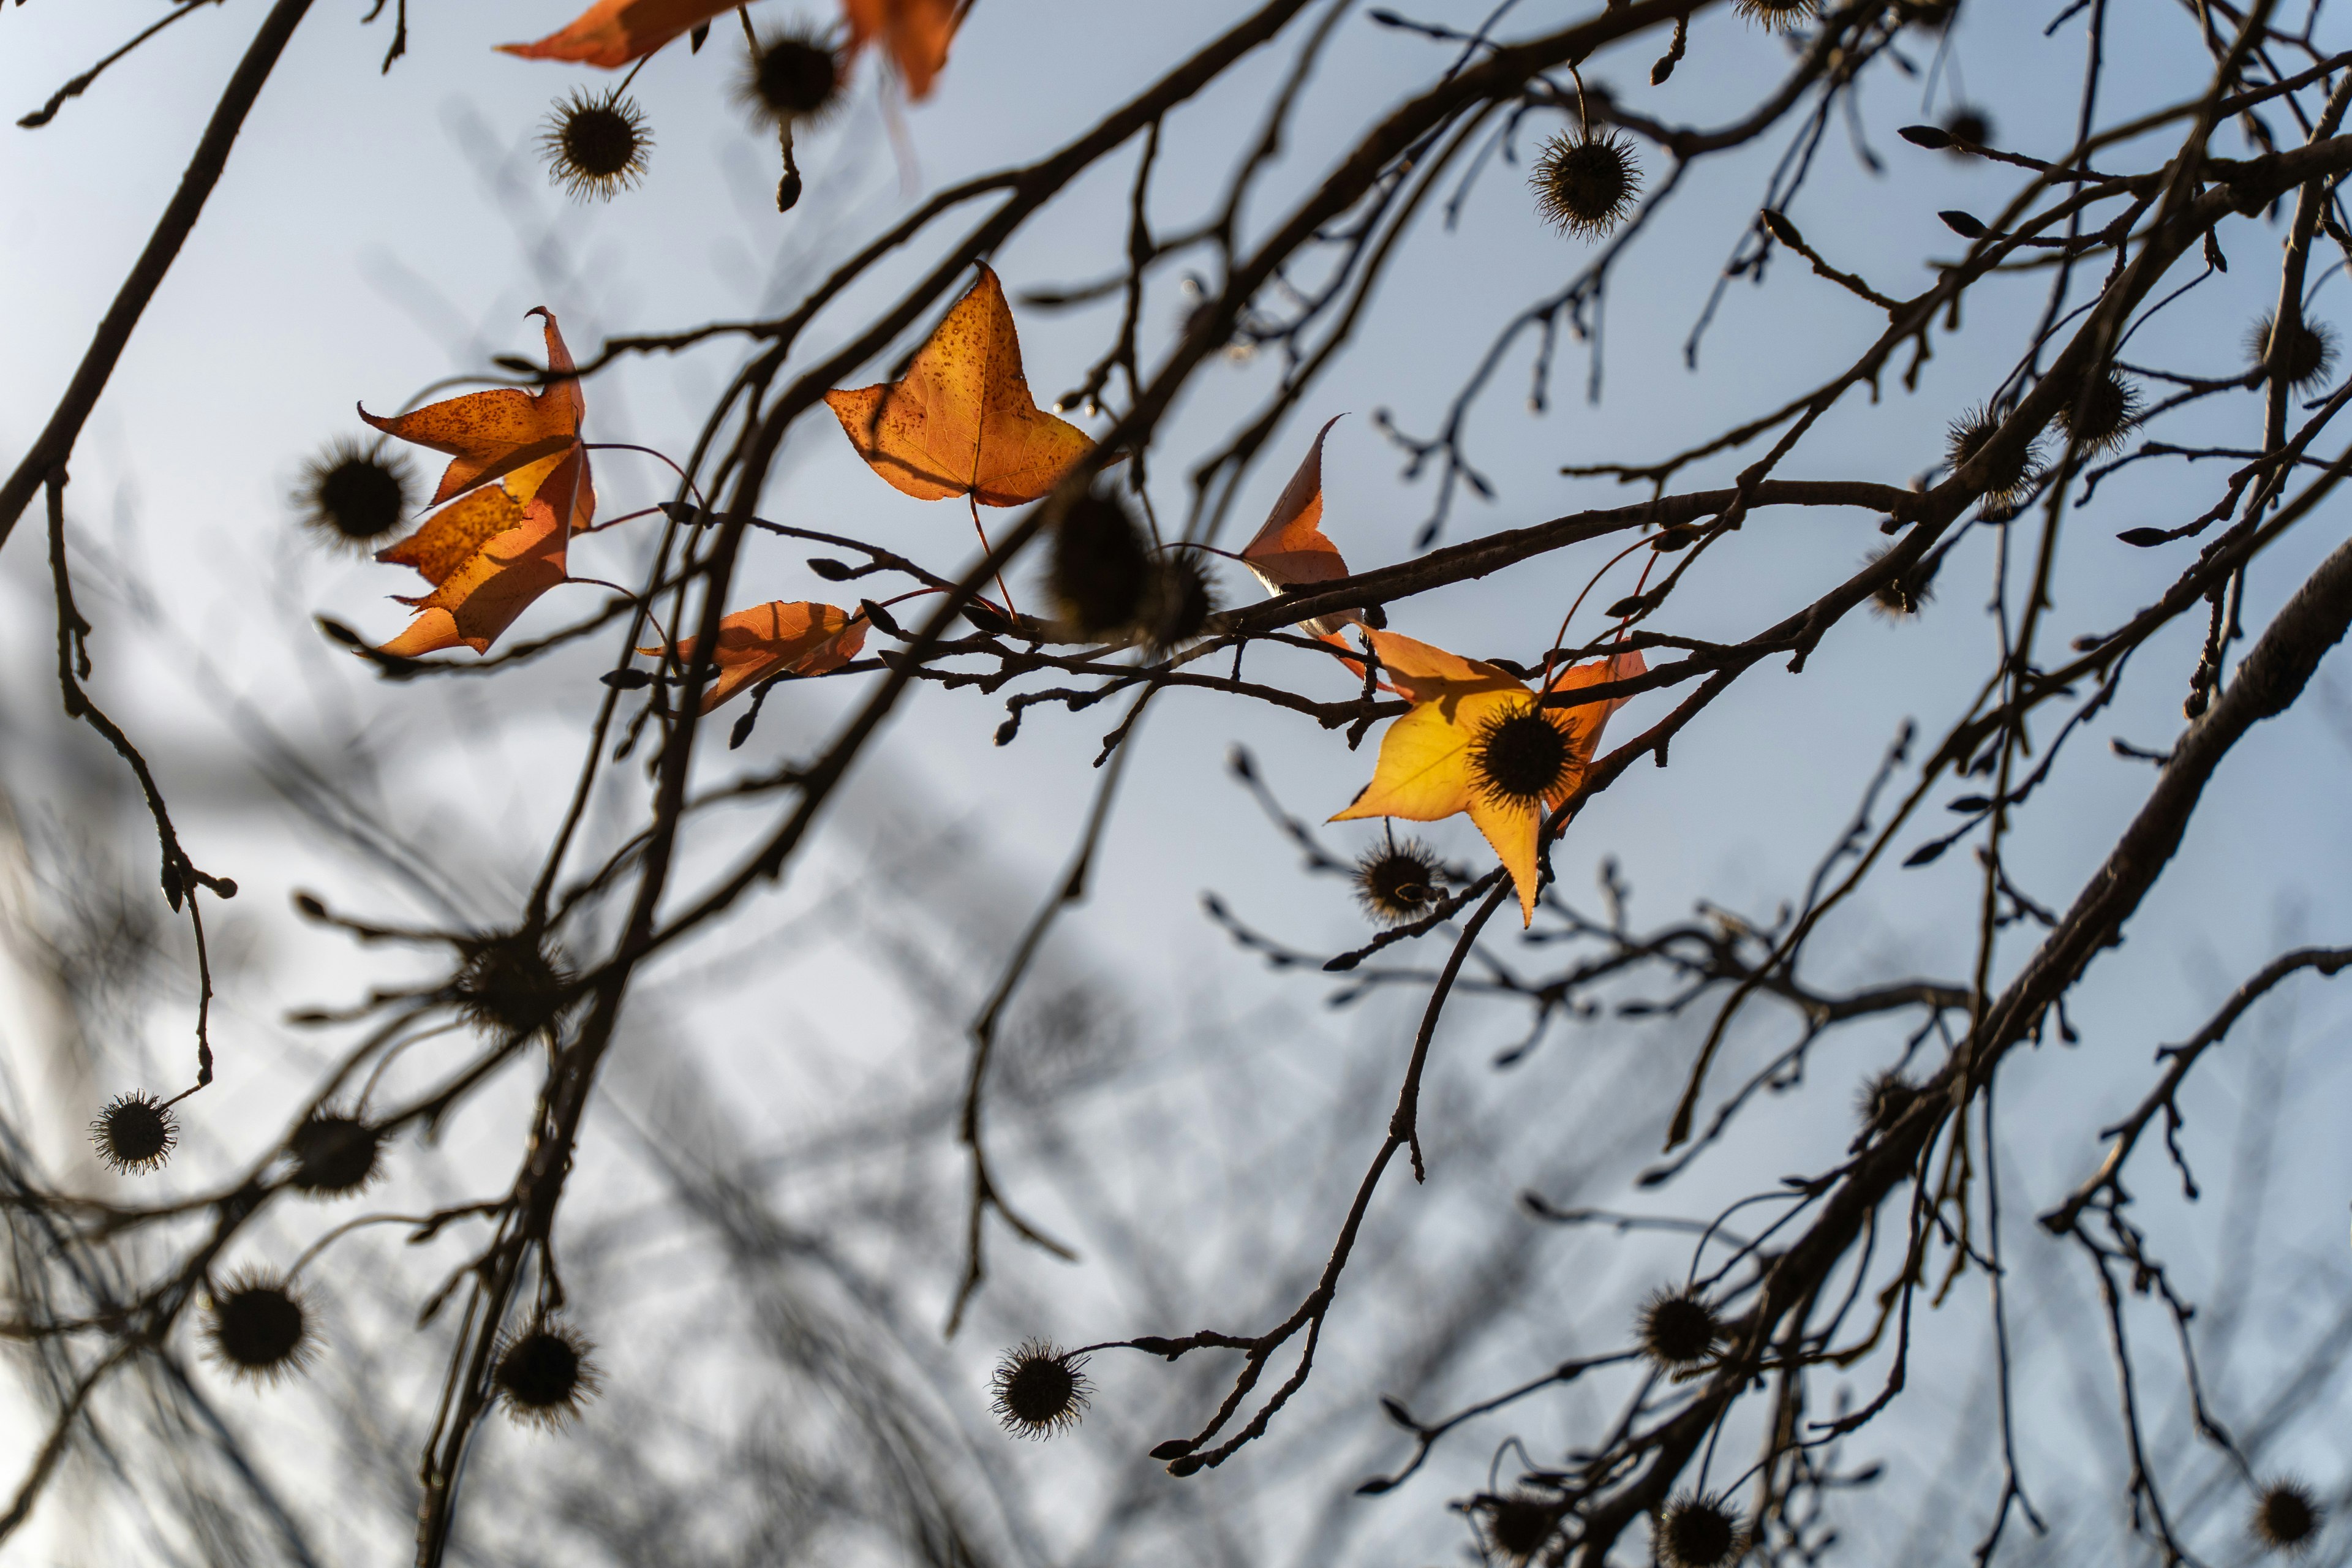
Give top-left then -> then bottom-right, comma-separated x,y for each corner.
497,0 -> 740,69
364,312 -> 597,657
824,265 -> 1094,508
1332,633 -> 1646,925
1242,415 -> 1363,643
843,0 -> 960,99
644,601 -> 869,711
359,309 -> 592,518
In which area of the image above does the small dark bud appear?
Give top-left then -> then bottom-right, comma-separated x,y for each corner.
491,355 -> 540,375
1939,209 -> 1987,238
2117,526 -> 2171,547
1903,837 -> 1953,867
1604,591 -> 1654,618
858,598 -> 905,638
1898,124 -> 1952,149
777,168 -> 804,213
807,557 -> 856,581
1128,1335 -> 1180,1356
1379,1395 -> 1416,1428
1167,1453 -> 1207,1477
598,668 -> 654,689
1760,209 -> 1803,249
962,600 -> 1017,636
293,892 -> 328,920
689,20 -> 709,49
1652,525 -> 1699,551
1149,1437 -> 1196,1460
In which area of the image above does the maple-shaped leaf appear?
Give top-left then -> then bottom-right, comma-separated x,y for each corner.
824,265 -> 1094,507
359,311 -> 592,520
363,312 -> 597,656
1242,415 -> 1363,641
1332,633 -> 1646,925
644,601 -> 869,710
843,0 -> 960,99
499,0 -> 740,69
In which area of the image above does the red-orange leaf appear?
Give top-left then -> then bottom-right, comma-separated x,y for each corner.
359,310 -> 590,515
644,601 -> 869,710
842,0 -> 960,99
498,0 -> 739,68
379,450 -> 594,657
823,265 -> 1094,508
363,312 -> 597,657
1242,415 -> 1362,640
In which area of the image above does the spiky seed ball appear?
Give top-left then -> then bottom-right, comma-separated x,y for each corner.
1471,703 -> 1573,807
1865,544 -> 1938,620
1356,840 -> 1446,925
540,88 -> 651,201
990,1340 -> 1091,1438
2253,1480 -> 2323,1553
1733,0 -> 1819,30
2247,312 -> 2340,391
1946,407 -> 2041,510
1531,131 -> 1642,239
1139,555 -> 1216,652
1049,492 -> 1153,636
206,1272 -> 312,1382
2052,367 -> 2143,456
494,1322 -> 601,1428
1482,1494 -> 1558,1559
90,1091 -> 178,1175
739,28 -> 844,125
297,439 -> 413,549
1941,106 -> 1993,150
1638,1287 -> 1721,1367
287,1114 -> 383,1197
1659,1494 -> 1747,1568
1856,1069 -> 1917,1128
453,932 -> 573,1038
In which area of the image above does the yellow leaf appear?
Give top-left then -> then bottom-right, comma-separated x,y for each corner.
1333,639 -> 1645,924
